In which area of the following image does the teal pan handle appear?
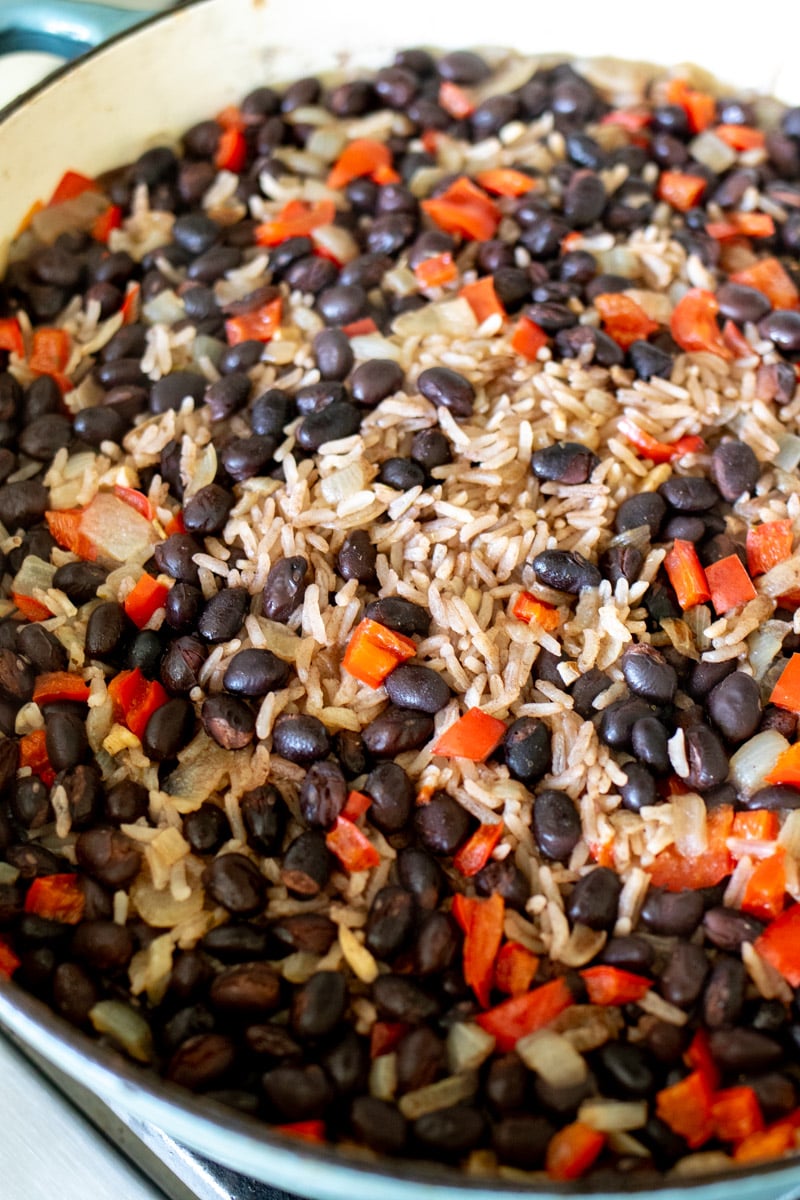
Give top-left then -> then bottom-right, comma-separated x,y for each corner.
0,1 -> 157,58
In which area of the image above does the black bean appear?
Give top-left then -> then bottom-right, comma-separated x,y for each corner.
50,562 -> 107,607
142,697 -> 194,761
492,1115 -> 553,1170
201,694 -> 255,750
622,644 -> 678,704
663,515 -> 707,543
532,789 -> 581,863
0,738 -> 19,796
384,664 -> 450,714
710,1028 -> 783,1074
600,543 -> 644,586
71,920 -> 134,971
202,853 -> 266,916
615,491 -> 666,537
295,380 -> 347,415
313,283 -> 364,326
687,658 -> 735,700
0,649 -> 34,703
364,596 -> 430,637
198,586 -> 250,643
350,1096 -> 407,1156
221,647 -> 288,697
659,475 -> 719,512
203,372 -> 251,422
281,830 -> 331,897
709,440 -> 760,504
272,713 -> 330,766
415,910 -> 459,976
5,843 -> 67,879
209,962 -> 281,1016
703,955 -> 745,1029
365,886 -> 415,960
414,1105 -> 484,1156
168,1034 -> 236,1091
531,441 -> 599,485
182,484 -> 234,536
58,765 -> 101,829
372,974 -> 439,1023
104,779 -> 148,825
173,213 -> 220,256
571,668 -> 610,718
760,310 -> 800,357
395,1026 -> 445,1095
597,697 -> 653,750
750,1074 -> 798,1121
706,671 -> 761,743
10,777 -> 51,829
310,328 -> 352,381
745,784 -> 800,811
45,708 -> 88,772
263,1063 -> 333,1121
397,845 -> 442,910
53,962 -> 97,1026
562,169 -> 606,227
160,635 -> 207,693
348,359 -> 404,408
181,802 -> 231,856
0,481 -> 49,530
684,724 -> 729,791
125,629 -> 162,679
218,341 -> 263,376
531,548 -> 601,593
362,706 -> 433,756
474,858 -> 529,913
414,791 -> 471,855
73,405 -> 127,446
149,370 -> 207,415
379,457 -> 426,490
291,970 -> 346,1038
299,761 -> 346,829
417,366 -> 474,418
503,717 -> 551,784
660,941 -> 709,1009
186,246 -> 242,284
716,282 -> 772,326
164,582 -> 202,631
337,530 -> 377,583
703,906 -> 764,951
18,414 -> 71,462
595,1043 -> 656,1100
486,1054 -> 528,1114
295,400 -> 362,451
567,867 -> 621,930
619,762 -> 659,812
284,254 -> 338,295
600,935 -> 655,973
639,886 -> 703,936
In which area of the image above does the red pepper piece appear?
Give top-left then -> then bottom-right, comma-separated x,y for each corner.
656,1070 -> 714,1148
124,573 -> 170,629
580,966 -> 653,1006
438,80 -> 475,118
494,941 -> 539,996
720,319 -> 755,360
707,212 -> 775,240
225,296 -> 282,346
665,79 -> 716,133
474,168 -> 538,197
770,654 -> 800,712
215,127 -> 248,173
670,288 -> 732,359
453,821 -> 504,877
433,707 -> 506,762
327,139 -> 395,190
475,977 -> 574,1053
685,1029 -> 720,1091
741,850 -> 786,922
276,1120 -> 326,1142
511,591 -> 560,630
617,418 -> 706,464
730,257 -> 800,311
594,292 -> 659,349
734,1123 -> 796,1163
48,170 -> 99,206
705,553 -> 757,615
91,204 -> 123,243
32,672 -> 91,706
459,275 -> 506,325
121,282 -> 141,325
664,539 -> 711,610
747,520 -> 793,577
342,618 -> 417,689
657,170 -> 707,211
648,805 -> 734,891
714,124 -> 766,152
12,592 -> 52,622
342,790 -> 372,821
24,874 -> 85,925
325,815 -> 380,873
545,1122 -> 606,1180
0,937 -> 20,979
45,508 -> 97,561
711,1086 -> 764,1143
510,315 -> 547,360
108,667 -> 168,740
754,903 -> 800,985
414,252 -> 458,289
28,327 -> 71,376
18,729 -> 55,788
114,485 -> 154,521
255,199 -> 336,247
341,317 -> 378,338
459,892 -> 505,1008
164,511 -> 186,536
421,176 -> 500,241
765,743 -> 800,788
732,809 -> 779,842
0,316 -> 24,357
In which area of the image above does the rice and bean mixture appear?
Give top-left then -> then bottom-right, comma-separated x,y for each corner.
3,46 -> 800,1182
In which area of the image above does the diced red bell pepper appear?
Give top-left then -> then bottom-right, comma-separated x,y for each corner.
12,592 -> 52,622
0,937 -> 20,980
545,1122 -> 606,1180
164,511 -> 186,536
414,252 -> 458,289
45,509 -> 97,561
656,1070 -> 714,1148
421,176 -> 500,241
121,282 -> 141,325
276,1120 -> 326,1143
114,485 -> 154,521
0,317 -> 24,358
342,618 -> 417,689
747,520 -> 793,577
475,977 -> 574,1053
215,127 -> 248,173
24,874 -> 85,925
438,80 -> 475,118
28,327 -> 71,376
341,317 -> 378,337
474,168 -> 538,197
707,213 -> 775,240
108,667 -> 168,740
457,892 -> 505,1008
91,204 -> 123,243
453,821 -> 504,877
617,419 -> 706,464
342,790 -> 372,820
770,654 -> 800,713
600,108 -> 652,134
459,275 -> 506,324
32,672 -> 91,706
711,1086 -> 765,1143
731,809 -> 779,842
432,707 -> 506,762
327,139 -> 395,190
685,1028 -> 720,1091
657,170 -> 707,211
714,124 -> 766,152
664,539 -> 711,610
648,805 -> 734,891
721,319 -> 754,359
734,1123 -> 796,1163
48,170 -> 99,206
512,591 -> 561,630
741,850 -> 786,922
325,815 -> 380,873
215,105 -> 247,131
594,292 -> 659,349
765,743 -> 800,790
225,296 -> 282,346
18,729 -> 55,787
255,199 -> 336,247
580,966 -> 653,1006
754,903 -> 800,985
730,257 -> 800,311
510,315 -> 547,360
370,1020 -> 409,1058
124,573 -> 170,628
670,288 -> 732,360
665,79 -> 716,133
494,941 -> 539,997
705,553 -> 757,615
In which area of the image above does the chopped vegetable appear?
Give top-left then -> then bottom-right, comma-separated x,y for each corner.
665,79 -> 716,133
456,892 -> 505,1007
713,124 -> 766,152
664,539 -> 711,610
255,198 -> 336,247
600,108 -> 651,133
414,252 -> 458,289
732,809 -> 779,842
12,592 -> 52,622
705,553 -> 757,615
741,850 -> 786,921
475,977 -> 574,1053
545,1122 -> 606,1180
91,204 -> 123,243
114,485 -> 154,521
474,168 -> 538,197
707,212 -> 775,240
580,966 -> 653,1006
438,81 -> 475,118
617,419 -> 705,464
670,288 -> 732,359
721,318 -> 754,358
215,127 -> 247,173
421,176 -> 500,241
45,508 -> 96,560
657,170 -> 707,211
121,282 -> 141,325
124,572 -> 171,628
28,326 -> 71,376
510,315 -> 547,360
734,1123 -> 797,1164
342,790 -> 372,820
0,937 -> 20,980
342,618 -> 417,689
730,257 -> 800,311
108,667 -> 168,740
512,591 -> 561,630
754,902 -> 800,985
459,275 -> 506,324
0,316 -> 24,357
325,815 -> 380,873
765,743 -> 800,788
432,707 -> 507,762
18,729 -> 55,787
49,170 -> 99,206
453,821 -> 504,877
342,316 -> 378,337
47,492 -> 159,565
276,1120 -> 327,1143
327,139 -> 396,190
370,1021 -> 409,1059
494,941 -> 539,996
225,296 -> 282,345
711,1087 -> 765,1143
770,654 -> 800,712
684,1029 -> 720,1091
656,1070 -> 714,1148
747,520 -> 793,577
32,671 -> 91,706
594,292 -> 659,349
648,805 -> 734,891
24,874 -> 85,924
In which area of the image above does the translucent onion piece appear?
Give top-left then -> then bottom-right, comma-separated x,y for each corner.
130,875 -> 204,928
142,289 -> 185,326
748,623 -> 787,681
447,1022 -> 496,1074
729,729 -> 789,796
689,130 -> 737,173
12,554 -> 55,601
671,791 -> 708,857
398,1071 -> 478,1120
392,297 -> 478,338
578,1098 -> 648,1132
80,492 -> 160,565
775,434 -> 800,472
89,1000 -> 154,1063
320,462 -> 368,505
516,1030 -> 588,1087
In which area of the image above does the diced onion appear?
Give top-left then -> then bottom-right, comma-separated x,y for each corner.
398,1071 -> 478,1120
729,728 -> 789,796
349,333 -> 403,362
320,462 -> 368,505
578,1098 -> 648,1132
779,810 -> 800,857
31,191 -> 109,245
447,1022 -> 496,1074
313,223 -> 359,265
305,127 -> 348,163
368,1052 -> 397,1100
0,861 -> 19,885
142,289 -> 185,326
672,1152 -> 735,1178
689,130 -> 737,173
392,297 -> 478,338
192,335 -> 225,368
671,791 -> 707,857
748,623 -> 787,681
89,1000 -> 153,1062
80,492 -> 160,565
516,1030 -> 587,1087
12,555 -> 55,602
130,875 -> 204,928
